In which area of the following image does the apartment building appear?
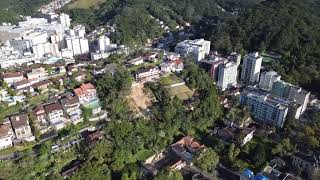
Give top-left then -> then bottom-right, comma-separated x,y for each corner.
240,89 -> 289,127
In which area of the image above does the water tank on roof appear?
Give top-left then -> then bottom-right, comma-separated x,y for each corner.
242,169 -> 254,179
254,174 -> 269,180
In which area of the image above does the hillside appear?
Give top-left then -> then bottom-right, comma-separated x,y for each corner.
0,0 -> 51,23
198,0 -> 320,94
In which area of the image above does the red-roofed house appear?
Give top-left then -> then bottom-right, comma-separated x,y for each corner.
170,136 -> 204,162
160,59 -> 184,73
74,83 -> 97,104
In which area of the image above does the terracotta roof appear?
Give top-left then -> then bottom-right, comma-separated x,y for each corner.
74,83 -> 95,96
172,59 -> 183,65
1,72 -> 23,79
33,106 -> 46,116
10,113 -> 29,129
0,124 -> 11,138
44,102 -> 63,113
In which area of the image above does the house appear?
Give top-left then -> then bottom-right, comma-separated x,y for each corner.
170,136 -> 205,162
143,150 -> 186,176
9,113 -> 34,142
53,62 -> 66,74
93,64 -> 117,76
170,59 -> 184,72
143,52 -> 158,62
60,160 -> 83,178
44,102 -> 66,130
160,59 -> 184,74
66,64 -> 78,73
32,105 -> 51,134
32,80 -> 52,91
74,83 -> 98,105
142,136 -> 203,177
26,67 -> 48,80
135,67 -> 161,81
213,126 -> 255,146
85,130 -> 103,143
73,72 -> 86,82
127,56 -> 144,66
60,96 -> 82,124
292,152 -> 320,178
0,118 -> 14,150
12,79 -> 31,90
1,72 -> 24,86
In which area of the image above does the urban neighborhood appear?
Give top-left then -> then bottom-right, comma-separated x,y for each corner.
0,0 -> 319,180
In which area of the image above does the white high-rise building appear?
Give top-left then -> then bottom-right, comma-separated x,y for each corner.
66,37 -> 89,56
23,31 -> 48,45
58,13 -> 71,28
71,38 -> 81,55
74,25 -> 86,37
241,52 -> 262,84
50,34 -> 65,49
175,39 -> 211,61
79,38 -> 89,54
217,61 -> 238,91
98,36 -> 110,51
259,71 -> 281,91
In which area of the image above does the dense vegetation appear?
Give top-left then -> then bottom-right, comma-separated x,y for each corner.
66,0 -> 320,93
0,0 -> 50,23
88,62 -> 222,178
198,0 -> 320,94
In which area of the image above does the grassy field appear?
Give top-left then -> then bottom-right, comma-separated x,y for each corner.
166,84 -> 193,100
68,0 -> 106,9
160,74 -> 183,86
0,104 -> 22,120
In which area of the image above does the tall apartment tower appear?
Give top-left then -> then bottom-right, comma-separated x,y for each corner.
217,61 -> 238,91
98,36 -> 110,51
259,71 -> 281,91
241,52 -> 262,84
240,89 -> 289,127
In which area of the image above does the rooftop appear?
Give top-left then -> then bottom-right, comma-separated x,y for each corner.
1,72 -> 23,79
44,102 -> 63,113
74,83 -> 96,96
0,123 -> 12,138
10,113 -> 29,129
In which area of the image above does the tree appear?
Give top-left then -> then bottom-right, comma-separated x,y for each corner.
251,143 -> 266,167
228,143 -> 240,163
271,138 -> 293,157
81,106 -> 93,122
27,112 -> 40,141
155,169 -> 183,180
193,148 -> 219,173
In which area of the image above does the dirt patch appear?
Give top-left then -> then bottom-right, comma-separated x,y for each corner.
127,83 -> 153,112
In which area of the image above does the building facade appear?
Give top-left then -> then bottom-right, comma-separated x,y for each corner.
259,71 -> 281,91
217,61 -> 238,91
241,52 -> 262,84
175,39 -> 210,61
240,89 -> 289,127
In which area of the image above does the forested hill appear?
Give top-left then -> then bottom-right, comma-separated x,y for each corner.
65,0 -> 320,93
198,0 -> 320,94
65,0 -> 263,46
0,0 -> 51,23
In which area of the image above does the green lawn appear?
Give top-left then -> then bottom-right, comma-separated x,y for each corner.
68,0 -> 106,9
160,74 -> 183,86
28,93 -> 49,107
166,84 -> 194,100
0,104 -> 22,120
